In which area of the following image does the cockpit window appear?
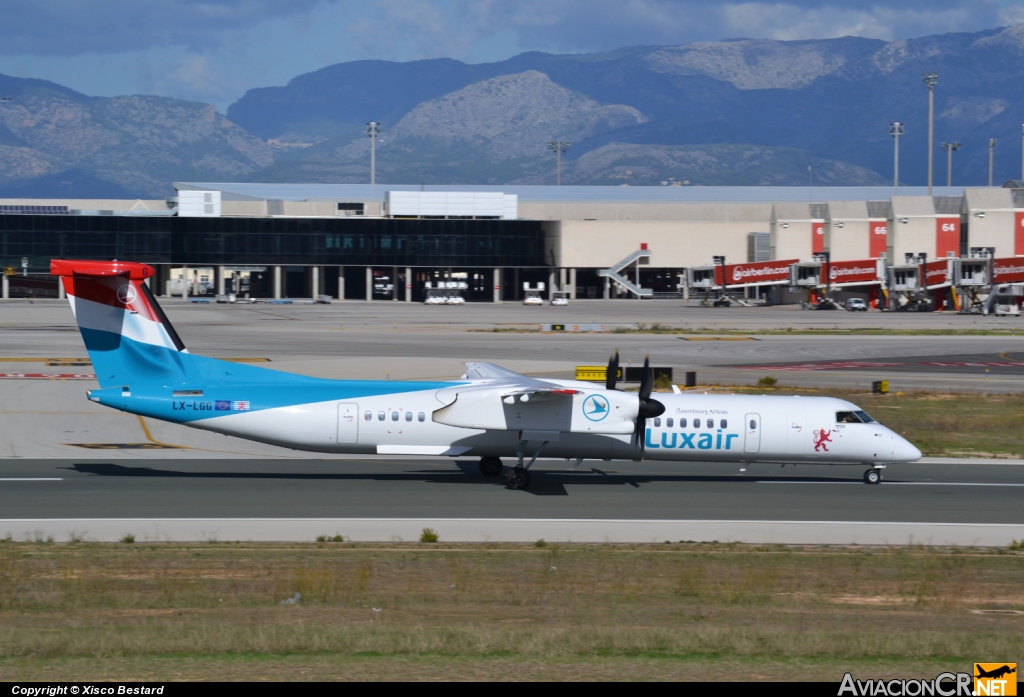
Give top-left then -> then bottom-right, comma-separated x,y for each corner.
854,410 -> 876,423
836,411 -> 861,423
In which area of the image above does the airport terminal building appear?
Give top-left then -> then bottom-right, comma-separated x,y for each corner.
2,182 -> 1023,304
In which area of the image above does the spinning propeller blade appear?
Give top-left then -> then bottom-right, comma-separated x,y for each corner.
633,355 -> 665,458
605,350 -> 620,391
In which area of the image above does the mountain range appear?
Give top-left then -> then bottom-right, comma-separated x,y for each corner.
5,25 -> 1024,198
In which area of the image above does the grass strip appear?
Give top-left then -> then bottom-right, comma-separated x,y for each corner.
0,543 -> 1021,680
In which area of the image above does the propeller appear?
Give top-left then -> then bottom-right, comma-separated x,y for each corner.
632,355 -> 665,457
605,350 -> 620,391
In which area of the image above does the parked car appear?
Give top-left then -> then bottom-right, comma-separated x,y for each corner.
551,297 -> 569,306
523,295 -> 543,306
846,298 -> 868,312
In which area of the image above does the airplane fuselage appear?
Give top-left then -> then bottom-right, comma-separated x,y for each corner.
89,379 -> 918,466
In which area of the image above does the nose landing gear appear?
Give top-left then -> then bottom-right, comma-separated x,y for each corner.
863,468 -> 882,485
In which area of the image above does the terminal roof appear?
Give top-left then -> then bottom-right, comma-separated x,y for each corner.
175,182 -> 966,204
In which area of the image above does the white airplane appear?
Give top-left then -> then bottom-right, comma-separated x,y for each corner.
53,259 -> 921,490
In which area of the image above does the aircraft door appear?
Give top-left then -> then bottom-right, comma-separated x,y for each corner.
337,403 -> 359,444
744,413 -> 760,453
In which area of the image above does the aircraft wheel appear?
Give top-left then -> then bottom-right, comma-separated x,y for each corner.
863,468 -> 882,485
506,467 -> 531,490
479,457 -> 503,477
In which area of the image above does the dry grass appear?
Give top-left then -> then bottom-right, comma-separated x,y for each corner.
0,542 -> 1022,680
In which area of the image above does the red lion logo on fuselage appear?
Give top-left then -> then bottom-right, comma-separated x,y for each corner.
813,428 -> 832,452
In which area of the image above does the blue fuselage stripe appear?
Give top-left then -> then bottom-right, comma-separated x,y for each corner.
82,331 -> 460,422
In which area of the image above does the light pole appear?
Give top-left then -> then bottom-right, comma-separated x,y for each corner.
366,122 -> 380,190
989,138 -> 997,187
547,141 -> 571,186
890,122 -> 904,194
941,142 -> 959,187
923,73 -> 938,195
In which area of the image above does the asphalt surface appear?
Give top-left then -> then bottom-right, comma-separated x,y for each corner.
2,457 -> 1021,523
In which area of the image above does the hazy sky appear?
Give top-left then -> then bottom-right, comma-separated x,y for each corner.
1,0 -> 1023,111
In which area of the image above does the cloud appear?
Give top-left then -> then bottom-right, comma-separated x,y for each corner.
0,0 -> 334,56
344,0 -> 474,61
0,0 -> 1021,110
136,53 -> 236,103
460,0 -> 1012,52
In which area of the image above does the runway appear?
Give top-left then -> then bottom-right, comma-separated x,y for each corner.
2,457 -> 1022,545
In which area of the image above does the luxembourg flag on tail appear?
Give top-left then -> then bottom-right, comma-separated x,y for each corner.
51,260 -> 192,389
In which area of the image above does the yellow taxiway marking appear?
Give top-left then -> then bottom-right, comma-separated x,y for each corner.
136,415 -> 189,449
0,357 -> 89,363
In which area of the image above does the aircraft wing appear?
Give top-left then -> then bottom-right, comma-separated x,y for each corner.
462,361 -> 551,386
435,363 -> 637,435
461,361 -> 582,402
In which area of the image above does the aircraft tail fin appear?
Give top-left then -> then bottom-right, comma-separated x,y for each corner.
51,260 -> 196,390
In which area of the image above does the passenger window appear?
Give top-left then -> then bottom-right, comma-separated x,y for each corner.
666,418 -> 674,427
378,411 -> 385,421
405,411 -> 413,422
694,419 -> 700,429
653,417 -> 661,427
720,419 -> 727,428
679,418 -> 687,428
749,419 -> 757,430
836,411 -> 860,424
418,412 -> 425,422
364,411 -> 371,421
854,410 -> 876,423
391,411 -> 399,421
706,419 -> 713,428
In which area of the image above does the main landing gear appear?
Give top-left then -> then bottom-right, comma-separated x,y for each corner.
863,468 -> 883,485
479,457 -> 503,478
505,467 -> 531,490
476,456 -> 533,489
